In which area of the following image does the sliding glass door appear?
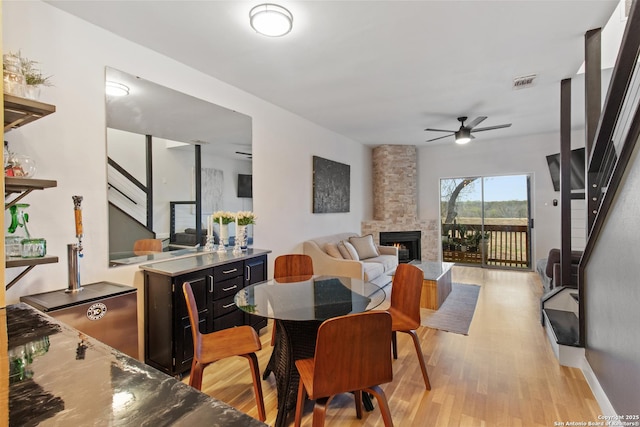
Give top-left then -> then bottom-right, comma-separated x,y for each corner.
440,174 -> 532,269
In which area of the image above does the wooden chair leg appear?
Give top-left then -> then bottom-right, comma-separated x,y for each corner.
312,397 -> 331,427
188,360 -> 205,390
354,390 -> 363,419
392,331 -> 398,359
242,353 -> 266,421
366,385 -> 394,427
294,380 -> 307,427
405,329 -> 431,390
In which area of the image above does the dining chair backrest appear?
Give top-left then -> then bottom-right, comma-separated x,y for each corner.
311,311 -> 392,398
183,280 -> 205,356
182,282 -> 266,421
133,238 -> 163,255
274,254 -> 314,282
390,263 -> 424,330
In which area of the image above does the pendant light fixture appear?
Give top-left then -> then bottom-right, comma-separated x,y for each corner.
249,3 -> 293,37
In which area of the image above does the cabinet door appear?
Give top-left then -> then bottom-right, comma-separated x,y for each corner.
245,255 -> 267,286
174,270 -> 211,374
144,273 -> 174,374
244,255 -> 268,331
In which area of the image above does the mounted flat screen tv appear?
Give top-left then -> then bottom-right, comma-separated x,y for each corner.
546,147 -> 585,197
238,174 -> 252,198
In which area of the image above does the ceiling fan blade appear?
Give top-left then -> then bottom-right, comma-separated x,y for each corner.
425,128 -> 456,133
465,116 -> 487,129
426,133 -> 454,142
471,123 -> 512,133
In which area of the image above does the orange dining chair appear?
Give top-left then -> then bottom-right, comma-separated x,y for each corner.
182,282 -> 266,421
271,254 -> 314,345
387,263 -> 431,390
294,311 -> 394,427
261,254 -> 315,380
133,238 -> 163,255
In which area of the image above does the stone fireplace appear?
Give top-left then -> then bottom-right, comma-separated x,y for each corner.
361,145 -> 438,261
380,231 -> 421,263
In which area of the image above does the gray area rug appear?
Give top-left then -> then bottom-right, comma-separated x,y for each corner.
420,283 -> 480,335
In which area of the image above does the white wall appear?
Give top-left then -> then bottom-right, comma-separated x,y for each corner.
3,1 -> 370,309
418,129 -> 587,262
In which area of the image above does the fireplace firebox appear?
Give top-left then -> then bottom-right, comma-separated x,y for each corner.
379,231 -> 421,263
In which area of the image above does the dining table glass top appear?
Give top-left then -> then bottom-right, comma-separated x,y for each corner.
235,275 -> 387,322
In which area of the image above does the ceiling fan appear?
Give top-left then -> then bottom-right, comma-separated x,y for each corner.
425,116 -> 512,144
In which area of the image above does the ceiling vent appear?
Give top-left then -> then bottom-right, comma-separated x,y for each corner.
512,74 -> 537,90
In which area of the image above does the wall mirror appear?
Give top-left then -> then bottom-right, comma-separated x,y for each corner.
105,67 -> 253,267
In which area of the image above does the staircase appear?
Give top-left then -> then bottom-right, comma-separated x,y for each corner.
542,287 -> 582,367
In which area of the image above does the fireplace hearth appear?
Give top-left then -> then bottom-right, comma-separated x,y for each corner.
380,231 -> 421,263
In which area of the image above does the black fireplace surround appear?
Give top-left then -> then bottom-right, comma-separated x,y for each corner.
379,231 -> 421,263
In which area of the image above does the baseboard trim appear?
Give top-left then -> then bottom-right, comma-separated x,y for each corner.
580,356 -> 616,416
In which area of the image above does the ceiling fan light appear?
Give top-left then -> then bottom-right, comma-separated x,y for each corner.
455,129 -> 471,144
250,3 -> 293,37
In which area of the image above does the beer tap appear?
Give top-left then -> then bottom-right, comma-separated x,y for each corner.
66,196 -> 84,293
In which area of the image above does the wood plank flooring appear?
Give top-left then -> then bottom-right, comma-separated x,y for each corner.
183,266 -> 602,426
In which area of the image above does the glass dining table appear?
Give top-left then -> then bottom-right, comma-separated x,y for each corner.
235,275 -> 387,427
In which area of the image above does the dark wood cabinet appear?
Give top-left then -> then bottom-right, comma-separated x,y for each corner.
245,256 -> 268,330
142,250 -> 269,377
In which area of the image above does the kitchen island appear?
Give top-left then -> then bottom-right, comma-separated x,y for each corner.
5,303 -> 266,426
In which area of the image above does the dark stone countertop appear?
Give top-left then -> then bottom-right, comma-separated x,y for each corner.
6,303 -> 267,427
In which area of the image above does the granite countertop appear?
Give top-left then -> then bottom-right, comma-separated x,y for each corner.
139,248 -> 271,277
6,303 -> 266,426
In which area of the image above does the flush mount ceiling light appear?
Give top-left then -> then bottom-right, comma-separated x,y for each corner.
454,128 -> 471,144
249,3 -> 293,37
105,81 -> 130,96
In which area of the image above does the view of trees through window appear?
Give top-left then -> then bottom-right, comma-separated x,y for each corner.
440,175 -> 531,269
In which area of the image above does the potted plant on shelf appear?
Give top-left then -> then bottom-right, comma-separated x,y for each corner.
16,51 -> 52,100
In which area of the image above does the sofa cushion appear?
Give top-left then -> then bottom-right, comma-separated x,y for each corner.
338,240 -> 359,260
324,242 -> 343,259
311,232 -> 358,248
363,261 -> 385,282
364,254 -> 398,272
349,234 -> 380,259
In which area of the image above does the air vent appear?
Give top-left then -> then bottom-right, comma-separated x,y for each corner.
512,74 -> 537,90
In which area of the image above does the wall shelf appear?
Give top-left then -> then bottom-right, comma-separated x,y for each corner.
5,177 -> 58,209
5,256 -> 60,291
4,94 -> 55,132
4,94 -> 59,289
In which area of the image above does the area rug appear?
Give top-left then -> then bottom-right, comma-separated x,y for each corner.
420,283 -> 480,335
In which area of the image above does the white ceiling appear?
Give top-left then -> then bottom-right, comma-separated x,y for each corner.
48,0 -> 622,147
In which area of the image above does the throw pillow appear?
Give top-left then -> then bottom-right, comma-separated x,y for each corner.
338,240 -> 360,261
349,234 -> 380,259
324,242 -> 343,259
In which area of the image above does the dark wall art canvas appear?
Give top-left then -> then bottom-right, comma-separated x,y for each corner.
312,156 -> 350,213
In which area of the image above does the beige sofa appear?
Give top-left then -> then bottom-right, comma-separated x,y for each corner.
303,232 -> 399,288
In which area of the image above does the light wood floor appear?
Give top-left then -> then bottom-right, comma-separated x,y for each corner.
184,266 -> 602,426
